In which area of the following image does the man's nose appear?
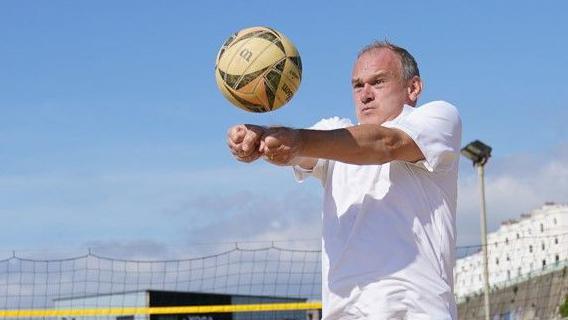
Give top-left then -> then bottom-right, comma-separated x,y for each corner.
360,83 -> 374,103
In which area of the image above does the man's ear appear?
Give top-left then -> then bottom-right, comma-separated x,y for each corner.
407,76 -> 423,104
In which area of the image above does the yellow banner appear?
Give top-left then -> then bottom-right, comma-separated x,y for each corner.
0,302 -> 322,318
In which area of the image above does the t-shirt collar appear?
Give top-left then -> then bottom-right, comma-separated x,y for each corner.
381,104 -> 413,127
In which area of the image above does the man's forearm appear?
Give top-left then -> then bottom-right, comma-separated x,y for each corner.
297,125 -> 408,165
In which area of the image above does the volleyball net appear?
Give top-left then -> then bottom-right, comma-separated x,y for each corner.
0,244 -> 322,320
2,232 -> 568,320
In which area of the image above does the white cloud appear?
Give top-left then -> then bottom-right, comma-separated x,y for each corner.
2,141 -> 566,259
82,239 -> 173,260
0,161 -> 322,256
182,188 -> 322,252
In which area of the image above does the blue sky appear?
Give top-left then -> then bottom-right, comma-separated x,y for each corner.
1,1 -> 567,258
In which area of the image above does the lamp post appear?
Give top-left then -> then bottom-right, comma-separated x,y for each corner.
461,140 -> 492,320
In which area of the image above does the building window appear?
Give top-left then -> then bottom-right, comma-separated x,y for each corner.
506,255 -> 510,261
542,243 -> 545,251
556,255 -> 560,263
540,223 -> 544,232
517,267 -> 522,276
496,258 -> 500,265
505,238 -> 509,245
516,233 -> 520,239
507,270 -> 511,280
495,242 -> 498,248
554,218 -> 557,225
529,245 -> 533,253
555,237 -> 559,245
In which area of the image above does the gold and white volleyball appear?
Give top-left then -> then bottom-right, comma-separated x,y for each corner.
215,26 -> 302,113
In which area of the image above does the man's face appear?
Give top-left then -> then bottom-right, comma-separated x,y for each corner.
351,48 -> 410,125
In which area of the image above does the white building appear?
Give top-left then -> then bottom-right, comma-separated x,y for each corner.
454,203 -> 568,299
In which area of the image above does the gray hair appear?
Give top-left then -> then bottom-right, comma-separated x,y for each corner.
358,41 -> 420,82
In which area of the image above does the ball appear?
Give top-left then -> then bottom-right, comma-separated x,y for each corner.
215,26 -> 302,113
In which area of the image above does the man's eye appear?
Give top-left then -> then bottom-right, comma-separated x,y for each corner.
353,83 -> 363,89
374,79 -> 384,86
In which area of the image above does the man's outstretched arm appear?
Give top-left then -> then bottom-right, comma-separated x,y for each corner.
261,124 -> 424,166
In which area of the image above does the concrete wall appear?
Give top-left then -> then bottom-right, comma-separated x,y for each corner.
458,266 -> 568,320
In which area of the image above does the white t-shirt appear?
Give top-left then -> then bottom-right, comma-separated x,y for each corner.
294,101 -> 462,320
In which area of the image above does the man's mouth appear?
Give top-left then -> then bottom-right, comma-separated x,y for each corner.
361,106 -> 374,113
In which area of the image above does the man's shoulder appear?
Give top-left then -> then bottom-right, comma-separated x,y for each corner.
417,100 -> 459,115
411,100 -> 461,124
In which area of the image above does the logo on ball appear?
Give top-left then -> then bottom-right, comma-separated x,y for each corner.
239,48 -> 253,62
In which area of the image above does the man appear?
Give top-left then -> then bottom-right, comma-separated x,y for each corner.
227,41 -> 461,319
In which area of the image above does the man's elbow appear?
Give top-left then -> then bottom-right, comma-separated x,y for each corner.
374,134 -> 398,164
350,135 -> 397,165
387,129 -> 424,163
339,126 -> 406,165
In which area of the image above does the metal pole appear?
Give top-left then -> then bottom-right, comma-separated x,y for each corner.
478,164 -> 491,320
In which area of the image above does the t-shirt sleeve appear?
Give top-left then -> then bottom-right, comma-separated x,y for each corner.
384,101 -> 462,172
292,116 -> 353,183
293,158 -> 329,182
